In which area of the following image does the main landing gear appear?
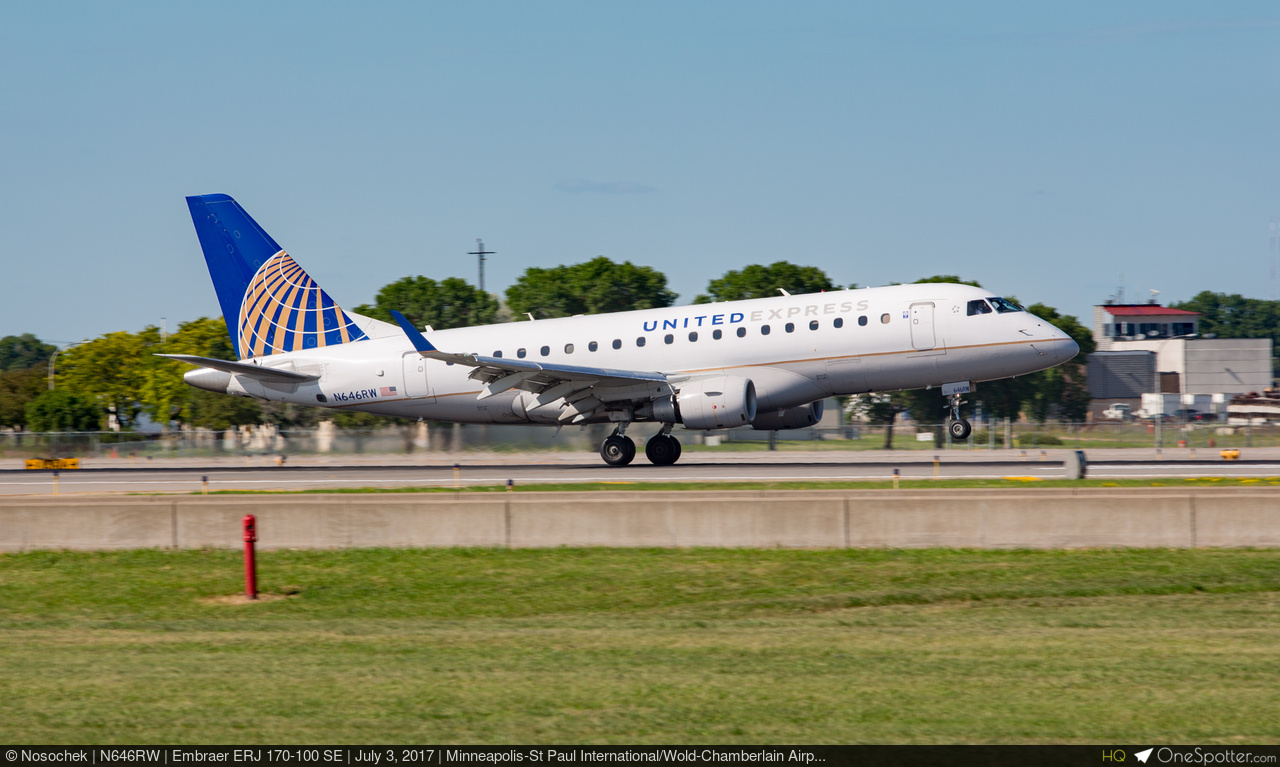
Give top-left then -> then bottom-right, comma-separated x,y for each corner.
946,390 -> 972,441
598,424 -> 683,466
644,426 -> 682,466
600,425 -> 637,466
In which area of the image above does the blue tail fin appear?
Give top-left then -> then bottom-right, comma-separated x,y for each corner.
186,194 -> 368,359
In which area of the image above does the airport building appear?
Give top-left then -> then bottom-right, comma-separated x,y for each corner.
1088,301 -> 1273,420
1092,303 -> 1200,351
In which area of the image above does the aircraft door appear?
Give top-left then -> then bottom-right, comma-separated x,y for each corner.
910,302 -> 936,351
401,353 -> 435,403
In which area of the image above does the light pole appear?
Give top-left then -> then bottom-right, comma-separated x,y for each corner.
48,340 -> 88,391
469,239 -> 494,292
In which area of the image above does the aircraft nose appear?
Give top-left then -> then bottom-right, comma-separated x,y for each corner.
1058,336 -> 1080,361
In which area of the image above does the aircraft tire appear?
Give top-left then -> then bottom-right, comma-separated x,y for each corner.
601,435 -> 636,466
645,434 -> 681,466
948,419 -> 972,441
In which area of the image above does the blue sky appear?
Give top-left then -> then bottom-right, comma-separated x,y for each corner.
2,1 -> 1278,345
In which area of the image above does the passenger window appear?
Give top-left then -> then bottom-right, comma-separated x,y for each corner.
713,329 -> 723,340
858,316 -> 868,326
967,299 -> 993,316
736,327 -> 746,338
612,339 -> 621,350
540,346 -> 550,356
809,320 -> 819,330
761,325 -> 771,335
834,318 -> 844,329
589,341 -> 598,352
517,348 -> 527,359
636,337 -> 646,347
564,343 -> 574,354
664,334 -> 674,344
880,314 -> 890,324
688,331 -> 698,342
785,322 -> 795,333
493,351 -> 503,358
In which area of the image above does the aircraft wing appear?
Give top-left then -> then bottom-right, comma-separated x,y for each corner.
157,354 -> 320,383
389,310 -> 672,421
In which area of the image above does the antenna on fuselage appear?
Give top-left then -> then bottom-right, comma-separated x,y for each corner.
778,288 -> 791,296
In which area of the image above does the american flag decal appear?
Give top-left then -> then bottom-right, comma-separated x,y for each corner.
379,386 -> 398,397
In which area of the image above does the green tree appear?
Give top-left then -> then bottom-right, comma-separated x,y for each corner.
0,367 -> 47,429
694,262 -> 836,304
181,390 -> 263,431
0,333 -> 56,372
355,276 -> 498,330
56,331 -> 149,430
24,389 -> 101,431
973,377 -> 1035,422
850,394 -> 908,449
506,257 -> 677,318
1170,291 -> 1280,339
913,275 -> 983,287
1020,303 -> 1094,423
1171,291 -> 1280,375
142,317 -> 265,430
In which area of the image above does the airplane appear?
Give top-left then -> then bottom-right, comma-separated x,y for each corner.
165,194 -> 1080,466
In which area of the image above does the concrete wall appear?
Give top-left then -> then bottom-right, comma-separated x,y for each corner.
3,489 -> 1279,551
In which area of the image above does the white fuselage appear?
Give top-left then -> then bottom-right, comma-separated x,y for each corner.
223,283 -> 1077,426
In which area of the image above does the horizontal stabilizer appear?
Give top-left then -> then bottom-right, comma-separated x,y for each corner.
388,310 -> 476,365
157,354 -> 319,383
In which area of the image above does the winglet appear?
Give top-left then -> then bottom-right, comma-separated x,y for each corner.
389,310 -> 437,353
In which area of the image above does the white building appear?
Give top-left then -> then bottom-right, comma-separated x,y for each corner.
1106,337 -> 1271,395
1091,302 -> 1272,396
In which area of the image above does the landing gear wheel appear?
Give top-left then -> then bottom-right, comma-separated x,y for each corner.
600,435 -> 636,466
645,434 -> 682,466
944,388 -> 971,441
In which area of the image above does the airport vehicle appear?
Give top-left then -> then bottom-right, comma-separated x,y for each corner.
166,194 -> 1080,466
1102,403 -> 1133,421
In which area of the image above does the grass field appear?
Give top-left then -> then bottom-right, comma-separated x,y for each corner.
2,548 -> 1279,744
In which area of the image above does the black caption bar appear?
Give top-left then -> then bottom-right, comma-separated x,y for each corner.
4,747 -> 1280,767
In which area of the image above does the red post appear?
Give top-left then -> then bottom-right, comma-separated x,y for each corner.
243,514 -> 258,600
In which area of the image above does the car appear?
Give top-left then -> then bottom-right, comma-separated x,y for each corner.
1102,403 -> 1133,420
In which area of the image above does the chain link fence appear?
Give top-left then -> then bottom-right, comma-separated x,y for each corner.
2,419 -> 1276,459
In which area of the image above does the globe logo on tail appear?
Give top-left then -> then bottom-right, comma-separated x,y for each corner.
237,251 -> 367,358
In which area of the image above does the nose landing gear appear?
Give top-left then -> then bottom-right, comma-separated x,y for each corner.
947,391 -> 972,441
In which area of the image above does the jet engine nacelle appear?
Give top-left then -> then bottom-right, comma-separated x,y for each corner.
750,400 -> 825,430
673,376 -> 758,429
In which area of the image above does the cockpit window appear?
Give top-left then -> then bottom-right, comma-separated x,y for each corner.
988,297 -> 1023,314
967,299 -> 993,316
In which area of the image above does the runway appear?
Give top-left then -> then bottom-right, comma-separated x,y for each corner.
4,452 -> 1280,495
